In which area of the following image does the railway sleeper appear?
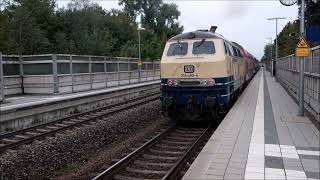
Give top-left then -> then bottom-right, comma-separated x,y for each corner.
148,148 -> 184,155
85,114 -> 98,118
1,138 -> 18,143
142,153 -> 180,161
46,125 -> 59,129
25,132 -> 41,136
36,128 -> 51,133
70,118 -> 84,122
114,174 -> 159,180
133,160 -> 174,168
55,123 -> 68,127
161,139 -> 192,145
63,121 -> 76,125
165,136 -> 196,142
169,132 -> 200,138
14,135 -> 30,139
174,129 -> 204,134
125,167 -> 167,176
154,144 -> 189,150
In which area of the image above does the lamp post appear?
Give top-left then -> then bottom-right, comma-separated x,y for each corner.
278,0 -> 305,116
298,0 -> 305,116
267,17 -> 286,77
138,27 -> 145,83
266,37 -> 273,68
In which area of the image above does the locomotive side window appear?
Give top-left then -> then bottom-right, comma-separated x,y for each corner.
227,43 -> 234,56
238,49 -> 243,58
232,46 -> 238,57
224,42 -> 230,55
167,42 -> 188,56
192,41 -> 215,55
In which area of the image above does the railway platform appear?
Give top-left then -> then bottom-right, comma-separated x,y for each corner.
0,80 -> 159,110
183,69 -> 320,180
0,80 -> 160,132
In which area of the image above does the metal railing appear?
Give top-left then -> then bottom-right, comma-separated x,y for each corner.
276,45 -> 320,120
0,54 -> 160,101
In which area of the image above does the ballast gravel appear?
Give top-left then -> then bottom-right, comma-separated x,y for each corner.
0,100 -> 163,179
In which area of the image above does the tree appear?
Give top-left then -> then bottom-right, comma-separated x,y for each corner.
156,3 -> 183,43
298,0 -> 320,27
277,21 -> 300,57
0,0 -> 181,59
119,0 -> 162,29
119,0 -> 183,53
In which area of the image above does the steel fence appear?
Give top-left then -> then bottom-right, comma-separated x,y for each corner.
276,45 -> 320,120
0,54 -> 160,100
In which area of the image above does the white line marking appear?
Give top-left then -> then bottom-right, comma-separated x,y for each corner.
245,71 -> 265,180
297,150 -> 320,156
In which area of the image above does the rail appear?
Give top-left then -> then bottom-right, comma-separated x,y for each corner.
92,123 -> 213,180
0,93 -> 159,153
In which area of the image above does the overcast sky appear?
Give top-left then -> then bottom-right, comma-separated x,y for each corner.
57,0 -> 299,59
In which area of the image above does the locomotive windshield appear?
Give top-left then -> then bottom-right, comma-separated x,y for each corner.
167,42 -> 188,56
192,41 -> 215,55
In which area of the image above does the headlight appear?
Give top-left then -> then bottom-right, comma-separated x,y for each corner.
207,79 -> 215,86
202,79 -> 215,86
167,79 -> 179,86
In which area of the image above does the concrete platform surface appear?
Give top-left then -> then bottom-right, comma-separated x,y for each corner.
0,80 -> 160,111
183,69 -> 320,180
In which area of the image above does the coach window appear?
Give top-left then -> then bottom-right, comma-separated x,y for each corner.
167,42 -> 188,56
192,41 -> 215,55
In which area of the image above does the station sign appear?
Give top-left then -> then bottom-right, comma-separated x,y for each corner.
295,36 -> 310,57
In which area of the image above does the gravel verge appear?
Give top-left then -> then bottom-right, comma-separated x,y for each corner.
54,116 -> 168,180
0,100 -> 165,179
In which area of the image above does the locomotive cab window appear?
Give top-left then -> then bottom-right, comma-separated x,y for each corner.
192,41 -> 215,55
167,42 -> 188,56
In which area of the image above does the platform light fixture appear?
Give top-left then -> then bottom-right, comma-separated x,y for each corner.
267,17 -> 286,77
266,37 -> 273,66
138,26 -> 145,83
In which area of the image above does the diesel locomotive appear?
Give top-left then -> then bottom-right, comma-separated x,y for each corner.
160,26 -> 259,121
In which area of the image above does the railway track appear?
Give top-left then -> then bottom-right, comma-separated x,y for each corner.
0,93 -> 159,153
92,123 -> 213,180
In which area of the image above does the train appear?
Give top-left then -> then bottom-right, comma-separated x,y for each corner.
160,26 -> 260,121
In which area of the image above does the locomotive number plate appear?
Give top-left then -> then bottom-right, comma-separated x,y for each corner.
184,65 -> 194,73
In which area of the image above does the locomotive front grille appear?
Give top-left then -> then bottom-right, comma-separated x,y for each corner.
179,80 -> 201,86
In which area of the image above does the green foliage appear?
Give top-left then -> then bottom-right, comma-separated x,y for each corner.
119,0 -> 183,40
277,22 -> 300,57
0,0 -> 183,59
261,0 -> 320,61
298,0 -> 320,27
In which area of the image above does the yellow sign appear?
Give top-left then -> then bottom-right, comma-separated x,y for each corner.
295,36 -> 310,57
137,59 -> 142,66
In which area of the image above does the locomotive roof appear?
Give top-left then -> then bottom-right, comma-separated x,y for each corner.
168,31 -> 224,42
